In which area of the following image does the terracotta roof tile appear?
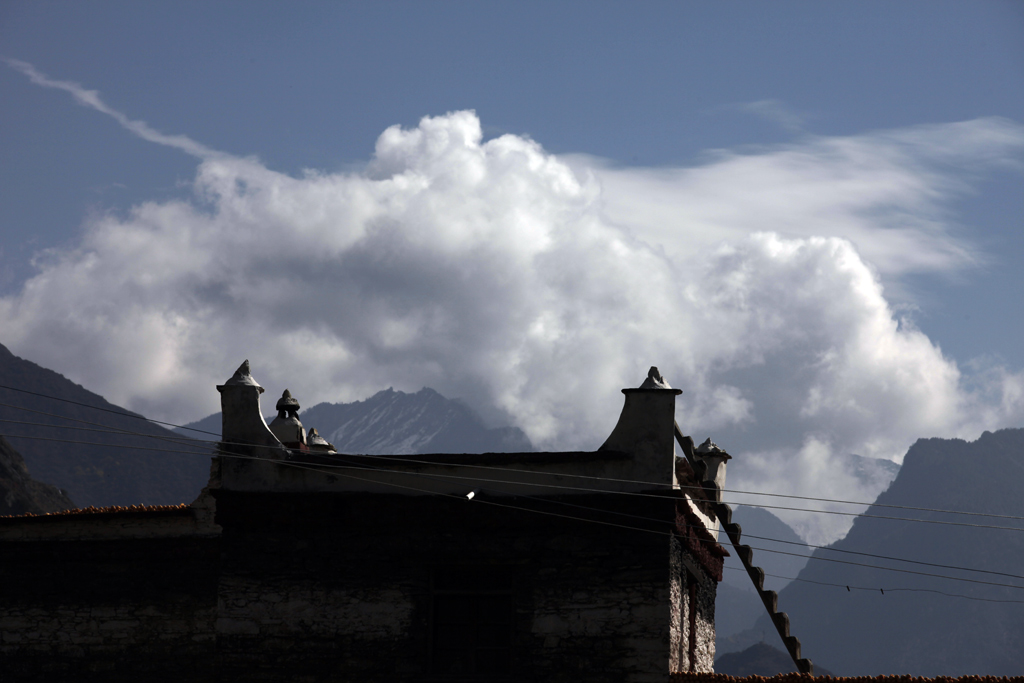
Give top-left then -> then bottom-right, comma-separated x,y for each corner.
0,503 -> 190,521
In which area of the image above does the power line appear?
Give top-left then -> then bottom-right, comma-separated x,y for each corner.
4,384 -> 1022,598
6,429 -> 1024,594
357,475 -> 1024,589
6,428 -> 1024,536
338,451 -> 1024,523
0,433 -> 218,457
6,416 -> 1022,582
0,405 -> 260,453
719,542 -> 1024,591
0,418 -> 210,442
279,450 -> 1024,533
701,486 -> 1024,522
3,385 -> 1022,523
727,529 -> 1024,582
183,439 -> 1024,592
256,453 -> 1024,591
0,402 -> 208,443
0,384 -> 220,436
721,566 -> 1024,605
505,492 -> 1024,582
250,452 -> 1024,610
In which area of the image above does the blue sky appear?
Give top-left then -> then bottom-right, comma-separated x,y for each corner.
1,1 -> 1022,541
3,2 -> 1022,363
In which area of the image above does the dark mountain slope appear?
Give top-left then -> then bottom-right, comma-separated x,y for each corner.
0,343 -> 211,507
715,581 -> 766,640
305,388 -> 532,455
716,506 -> 812,641
0,434 -> 75,515
722,505 -> 812,594
179,387 -> 533,456
739,428 -> 1024,676
716,642 -> 834,677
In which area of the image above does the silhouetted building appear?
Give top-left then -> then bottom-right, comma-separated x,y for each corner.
0,363 -> 728,682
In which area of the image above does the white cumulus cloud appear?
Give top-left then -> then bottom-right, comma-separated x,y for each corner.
4,62 -> 1024,543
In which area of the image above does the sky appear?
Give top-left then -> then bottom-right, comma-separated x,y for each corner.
1,1 -> 1022,543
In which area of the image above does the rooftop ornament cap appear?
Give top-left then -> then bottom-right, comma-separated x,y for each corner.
307,427 -> 336,452
625,366 -> 683,395
696,437 -> 733,461
269,388 -> 306,447
218,359 -> 264,394
276,389 -> 300,412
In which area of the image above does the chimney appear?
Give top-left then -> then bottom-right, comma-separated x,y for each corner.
216,360 -> 286,459
599,366 -> 682,487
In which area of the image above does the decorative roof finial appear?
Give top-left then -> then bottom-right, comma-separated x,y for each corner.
696,437 -> 732,460
639,366 -> 673,390
276,388 -> 300,413
269,388 -> 306,447
307,428 -> 336,452
219,359 -> 264,393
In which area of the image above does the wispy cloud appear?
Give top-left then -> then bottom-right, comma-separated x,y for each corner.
735,98 -> 808,132
574,118 -> 1024,283
5,63 -> 1024,543
5,58 -> 221,159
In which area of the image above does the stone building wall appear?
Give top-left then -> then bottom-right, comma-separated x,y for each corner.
669,535 -> 719,674
211,489 -> 680,683
0,490 -> 720,682
0,534 -> 219,682
691,562 -> 717,671
1,365 -> 728,681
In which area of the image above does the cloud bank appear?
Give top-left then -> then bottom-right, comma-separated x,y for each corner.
5,63 -> 1024,542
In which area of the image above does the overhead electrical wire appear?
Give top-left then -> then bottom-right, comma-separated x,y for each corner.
4,428 -> 1024,595
240,452 -> 1024,592
4,422 -> 1024,535
4,387 -> 1024,591
3,400 -> 1023,530
332,451 -> 1024,524
0,384 -> 220,436
2,385 -> 1022,523
0,433 -> 219,457
296,452 -> 1024,602
0,417 -> 212,442
0,402 -> 209,441
221,448 -> 1024,533
302,455 -> 1024,591
498,489 -> 1024,582
6,414 -> 1023,583
721,566 -> 1024,605
5,386 -> 1023,608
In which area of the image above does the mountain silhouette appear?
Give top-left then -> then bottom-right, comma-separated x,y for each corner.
716,642 -> 834,676
723,428 -> 1024,676
179,386 -> 533,455
716,505 -> 812,640
0,343 -> 210,507
0,434 -> 76,515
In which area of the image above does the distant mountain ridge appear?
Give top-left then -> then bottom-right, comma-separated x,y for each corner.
0,343 -> 210,508
0,434 -> 75,515
306,387 -> 533,454
715,453 -> 900,645
716,506 -> 812,641
178,386 -> 533,455
1,340 -> 529,509
715,642 -> 834,677
721,505 -> 812,594
846,452 -> 901,493
722,428 -> 1024,676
